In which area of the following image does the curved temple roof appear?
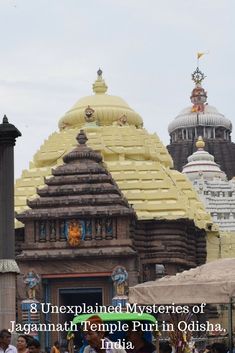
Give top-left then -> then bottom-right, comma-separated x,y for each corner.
168,105 -> 232,134
14,71 -> 212,231
58,69 -> 143,130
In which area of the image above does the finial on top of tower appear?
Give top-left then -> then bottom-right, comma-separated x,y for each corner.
97,68 -> 103,77
196,136 -> 205,149
3,115 -> 8,123
190,65 -> 207,112
93,68 -> 108,94
192,67 -> 206,85
76,130 -> 88,145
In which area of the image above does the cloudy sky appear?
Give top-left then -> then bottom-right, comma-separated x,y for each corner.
0,0 -> 234,178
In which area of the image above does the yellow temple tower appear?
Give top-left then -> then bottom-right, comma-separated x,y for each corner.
15,69 -> 213,241
15,70 -> 211,229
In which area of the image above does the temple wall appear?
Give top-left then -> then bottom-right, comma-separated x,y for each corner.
134,219 -> 207,280
207,231 -> 235,261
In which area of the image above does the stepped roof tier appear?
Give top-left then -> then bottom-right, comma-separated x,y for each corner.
15,71 -> 212,231
16,130 -> 134,221
167,67 -> 235,179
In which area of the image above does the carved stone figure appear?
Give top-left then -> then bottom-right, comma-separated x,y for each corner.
39,221 -> 46,241
111,266 -> 128,296
86,219 -> 92,239
68,219 -> 82,247
95,219 -> 102,237
23,270 -> 40,299
105,218 -> 113,236
114,114 -> 129,126
50,221 -> 56,240
84,105 -> 95,123
59,220 -> 67,240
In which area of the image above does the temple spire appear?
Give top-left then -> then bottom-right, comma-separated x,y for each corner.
76,129 -> 88,145
190,66 -> 207,113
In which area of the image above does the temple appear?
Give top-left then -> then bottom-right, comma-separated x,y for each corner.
167,67 -> 235,180
14,70 -> 214,344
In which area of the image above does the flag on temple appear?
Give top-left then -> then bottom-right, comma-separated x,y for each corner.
197,52 -> 205,59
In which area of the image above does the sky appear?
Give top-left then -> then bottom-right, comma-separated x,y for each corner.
0,0 -> 234,178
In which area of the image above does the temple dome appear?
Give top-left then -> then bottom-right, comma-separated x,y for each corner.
167,66 -> 235,180
168,66 -> 232,134
168,104 -> 232,134
59,70 -> 143,130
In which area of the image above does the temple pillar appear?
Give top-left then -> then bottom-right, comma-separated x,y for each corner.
0,115 -> 21,328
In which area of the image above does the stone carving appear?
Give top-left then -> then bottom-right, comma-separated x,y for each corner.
23,270 -> 40,299
39,221 -> 46,241
114,114 -> 128,126
59,220 -> 67,240
95,219 -> 102,238
111,266 -> 128,296
67,220 -> 86,246
84,105 -> 95,123
85,219 -> 92,239
49,220 -> 56,241
105,218 -> 113,236
68,219 -> 82,247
